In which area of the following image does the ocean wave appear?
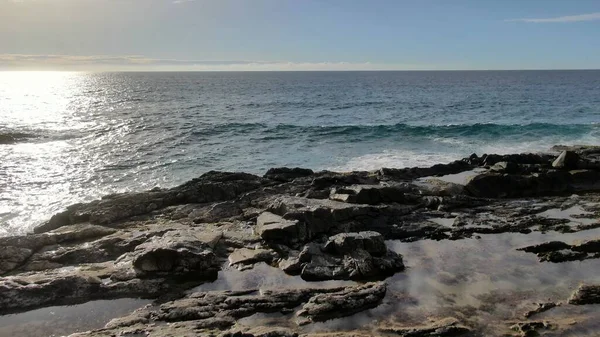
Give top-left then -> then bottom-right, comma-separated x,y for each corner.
195,122 -> 598,141
0,129 -> 84,145
0,132 -> 38,144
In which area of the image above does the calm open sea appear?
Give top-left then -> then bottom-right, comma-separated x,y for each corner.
1,70 -> 599,235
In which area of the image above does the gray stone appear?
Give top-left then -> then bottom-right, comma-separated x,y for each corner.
552,150 -> 580,169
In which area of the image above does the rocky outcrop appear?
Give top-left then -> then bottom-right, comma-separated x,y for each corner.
569,284 -> 600,305
3,146 -> 600,337
518,238 -> 600,263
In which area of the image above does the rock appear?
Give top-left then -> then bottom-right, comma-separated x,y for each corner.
323,231 -> 387,256
34,171 -> 268,233
465,171 -> 572,198
523,302 -> 558,318
256,212 -> 305,244
299,233 -> 404,281
379,160 -> 473,181
329,184 -> 414,205
490,161 -> 519,174
130,230 -> 220,274
552,150 -> 580,169
264,167 -> 314,182
518,241 -> 571,254
510,321 -> 552,337
228,248 -> 276,268
0,246 -> 33,275
296,282 -> 386,324
222,326 -> 299,337
569,284 -> 600,305
378,317 -> 471,336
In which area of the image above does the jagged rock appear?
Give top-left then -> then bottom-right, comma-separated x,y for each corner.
34,171 -> 268,233
490,161 -> 519,174
518,241 -> 571,254
569,284 -> 600,305
82,283 -> 384,335
228,248 -> 276,268
510,321 -> 552,337
552,150 -> 580,169
379,160 -> 473,181
222,326 -> 299,337
329,184 -> 415,205
264,167 -> 314,182
323,231 -> 387,256
296,282 -> 386,324
130,230 -> 221,274
465,171 -> 572,198
299,232 -> 404,281
523,302 -> 558,318
377,317 -> 471,336
256,212 -> 305,244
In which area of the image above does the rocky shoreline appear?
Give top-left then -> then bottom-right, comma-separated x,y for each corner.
2,145 -> 600,336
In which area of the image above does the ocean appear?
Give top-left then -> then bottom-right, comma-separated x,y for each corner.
1,70 -> 599,236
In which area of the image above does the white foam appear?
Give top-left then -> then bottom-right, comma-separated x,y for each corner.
331,149 -> 460,171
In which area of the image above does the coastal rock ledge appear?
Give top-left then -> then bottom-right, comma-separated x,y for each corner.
2,145 -> 600,336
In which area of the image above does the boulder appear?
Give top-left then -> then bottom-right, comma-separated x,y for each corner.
256,212 -> 305,244
569,284 -> 600,305
228,248 -> 276,268
264,167 -> 314,182
323,231 -> 387,256
552,150 -> 580,169
130,230 -> 221,274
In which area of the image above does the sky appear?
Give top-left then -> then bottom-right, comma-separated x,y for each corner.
1,0 -> 599,71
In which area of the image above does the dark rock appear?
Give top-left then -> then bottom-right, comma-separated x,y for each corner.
130,230 -> 221,275
490,161 -> 519,174
296,282 -> 386,324
323,231 -> 387,256
378,317 -> 471,336
569,284 -> 600,305
552,150 -> 580,169
256,212 -> 305,245
228,248 -> 276,268
518,241 -> 571,254
264,167 -> 314,182
523,302 -> 558,318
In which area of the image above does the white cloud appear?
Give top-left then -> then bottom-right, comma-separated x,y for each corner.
0,54 -> 429,71
173,0 -> 195,4
507,12 -> 600,23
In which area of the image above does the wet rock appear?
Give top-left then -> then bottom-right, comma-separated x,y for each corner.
222,326 -> 299,337
568,284 -> 600,305
465,171 -> 572,198
34,171 -> 268,232
552,150 -> 580,169
265,167 -> 314,182
510,321 -> 551,337
379,160 -> 473,181
518,241 -> 571,254
523,302 -> 558,318
329,184 -> 415,205
296,282 -> 386,324
378,317 -> 471,336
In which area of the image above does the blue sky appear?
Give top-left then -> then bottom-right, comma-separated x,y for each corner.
1,0 -> 599,70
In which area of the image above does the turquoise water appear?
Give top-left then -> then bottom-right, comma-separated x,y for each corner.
0,70 -> 599,235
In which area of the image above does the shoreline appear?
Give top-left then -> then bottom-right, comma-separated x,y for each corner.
2,145 -> 600,336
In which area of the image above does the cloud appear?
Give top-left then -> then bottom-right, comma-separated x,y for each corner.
0,54 -> 429,71
173,0 -> 195,4
507,12 -> 600,23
